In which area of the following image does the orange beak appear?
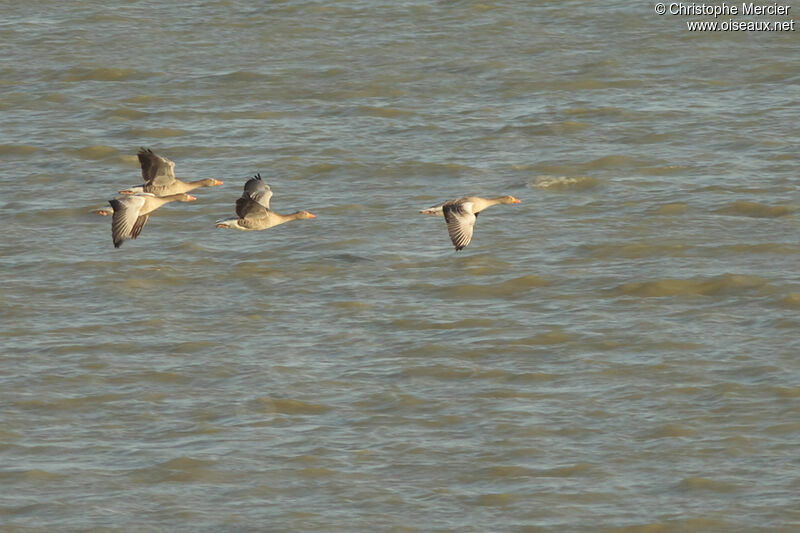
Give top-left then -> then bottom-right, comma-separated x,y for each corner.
212,179 -> 223,186
307,213 -> 316,218
512,197 -> 521,203
187,195 -> 197,201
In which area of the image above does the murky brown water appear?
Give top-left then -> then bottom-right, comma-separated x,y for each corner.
1,1 -> 799,531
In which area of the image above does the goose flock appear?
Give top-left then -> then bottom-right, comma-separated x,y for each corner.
96,148 -> 520,250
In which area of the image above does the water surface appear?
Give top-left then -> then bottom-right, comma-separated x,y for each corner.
1,1 -> 799,531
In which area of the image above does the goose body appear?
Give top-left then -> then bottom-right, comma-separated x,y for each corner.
109,192 -> 196,248
216,174 -> 315,231
422,195 -> 520,250
118,148 -> 223,195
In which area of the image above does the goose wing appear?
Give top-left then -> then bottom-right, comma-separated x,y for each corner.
236,196 -> 270,221
130,214 -> 149,240
442,201 -> 476,251
137,148 -> 176,187
242,173 -> 272,209
236,174 -> 272,217
109,194 -> 147,248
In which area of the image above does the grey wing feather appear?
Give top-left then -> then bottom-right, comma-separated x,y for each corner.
250,188 -> 272,209
130,214 -> 149,240
137,147 -> 176,187
242,173 -> 272,208
109,196 -> 145,248
236,196 -> 269,220
235,196 -> 249,218
443,202 -> 476,251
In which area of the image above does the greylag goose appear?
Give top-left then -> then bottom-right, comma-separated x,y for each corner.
109,192 -> 196,248
422,195 -> 520,250
94,148 -> 221,214
215,174 -> 315,230
118,148 -> 223,195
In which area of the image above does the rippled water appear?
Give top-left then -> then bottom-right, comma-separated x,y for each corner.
2,1 -> 799,531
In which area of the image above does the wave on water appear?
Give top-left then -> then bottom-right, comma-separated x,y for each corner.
558,79 -> 646,91
0,144 -> 38,156
356,105 -> 417,118
638,165 -> 691,176
436,274 -> 550,299
498,120 -> 591,136
382,159 -> 479,178
525,155 -> 666,177
210,70 -> 274,82
562,106 -> 664,121
529,175 -> 601,190
579,241 -> 687,260
700,243 -> 799,257
123,127 -> 188,139
511,328 -> 576,346
99,107 -> 149,120
652,202 -> 689,215
714,201 -> 797,218
62,67 -> 153,82
389,317 -> 495,331
0,469 -> 67,482
216,110 -> 291,120
250,397 -> 333,415
614,273 -> 770,298
74,145 -> 118,160
777,293 -> 800,308
677,476 -> 742,494
581,155 -> 658,170
129,457 -> 231,484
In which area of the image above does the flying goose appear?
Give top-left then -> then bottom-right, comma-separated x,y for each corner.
421,195 -> 520,250
118,148 -> 223,195
108,192 -> 196,248
215,174 -> 315,231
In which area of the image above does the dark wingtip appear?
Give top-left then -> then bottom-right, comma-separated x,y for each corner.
243,173 -> 267,193
114,240 -> 123,248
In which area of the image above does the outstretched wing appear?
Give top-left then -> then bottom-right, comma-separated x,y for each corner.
443,201 -> 476,251
242,173 -> 272,208
137,147 -> 176,187
109,195 -> 146,248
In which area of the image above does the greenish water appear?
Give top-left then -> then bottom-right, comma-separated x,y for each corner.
1,1 -> 799,531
